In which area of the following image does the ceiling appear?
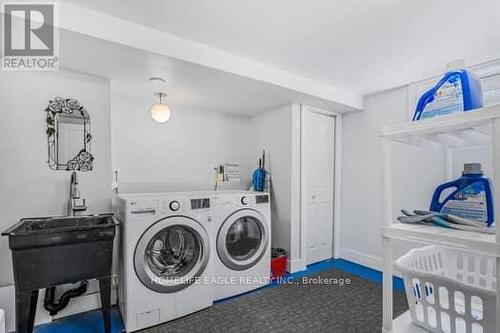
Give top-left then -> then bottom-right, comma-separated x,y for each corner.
62,0 -> 500,95
60,31 -> 352,115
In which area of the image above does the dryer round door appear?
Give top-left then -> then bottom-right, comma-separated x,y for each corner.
134,216 -> 210,293
217,209 -> 269,271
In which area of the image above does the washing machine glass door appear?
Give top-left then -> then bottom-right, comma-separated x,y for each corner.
134,216 -> 210,293
217,209 -> 268,271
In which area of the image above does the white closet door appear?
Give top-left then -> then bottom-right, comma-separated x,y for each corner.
303,109 -> 335,265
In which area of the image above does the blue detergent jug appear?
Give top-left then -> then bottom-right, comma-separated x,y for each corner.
430,163 -> 494,226
413,68 -> 483,121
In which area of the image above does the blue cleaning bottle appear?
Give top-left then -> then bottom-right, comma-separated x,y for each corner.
430,163 -> 494,226
413,66 -> 483,121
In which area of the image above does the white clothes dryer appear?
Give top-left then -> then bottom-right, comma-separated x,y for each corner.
211,191 -> 271,301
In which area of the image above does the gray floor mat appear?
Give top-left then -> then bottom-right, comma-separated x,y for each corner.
139,268 -> 409,333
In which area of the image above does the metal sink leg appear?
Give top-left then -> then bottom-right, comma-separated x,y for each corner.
16,289 -> 39,333
99,277 -> 112,333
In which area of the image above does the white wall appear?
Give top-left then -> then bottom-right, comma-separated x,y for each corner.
252,105 -> 292,251
0,70 -> 111,330
112,97 -> 306,271
341,61 -> 500,271
252,104 -> 302,272
111,92 -> 254,191
340,86 -> 444,269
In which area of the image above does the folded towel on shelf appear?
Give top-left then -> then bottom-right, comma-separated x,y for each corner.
397,209 -> 495,234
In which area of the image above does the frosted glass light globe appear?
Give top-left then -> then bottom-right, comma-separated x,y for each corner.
150,103 -> 171,123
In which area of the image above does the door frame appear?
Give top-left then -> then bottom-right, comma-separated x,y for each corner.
299,105 -> 342,269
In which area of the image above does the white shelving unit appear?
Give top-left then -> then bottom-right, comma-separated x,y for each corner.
380,105 -> 500,332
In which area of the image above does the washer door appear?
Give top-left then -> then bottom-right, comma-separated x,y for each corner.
134,216 -> 210,293
217,209 -> 268,271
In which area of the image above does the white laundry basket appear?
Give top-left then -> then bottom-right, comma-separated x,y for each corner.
395,246 -> 496,333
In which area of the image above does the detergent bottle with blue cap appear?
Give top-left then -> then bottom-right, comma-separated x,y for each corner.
413,60 -> 483,121
430,163 -> 494,226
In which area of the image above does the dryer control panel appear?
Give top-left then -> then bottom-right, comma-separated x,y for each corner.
239,193 -> 270,207
255,194 -> 269,204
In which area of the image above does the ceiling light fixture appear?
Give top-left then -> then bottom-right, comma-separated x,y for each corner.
149,77 -> 166,84
150,92 -> 171,123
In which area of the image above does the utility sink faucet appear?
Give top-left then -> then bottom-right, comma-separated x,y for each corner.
68,171 -> 87,216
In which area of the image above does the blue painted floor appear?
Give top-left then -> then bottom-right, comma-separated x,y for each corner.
34,307 -> 123,333
35,259 -> 405,333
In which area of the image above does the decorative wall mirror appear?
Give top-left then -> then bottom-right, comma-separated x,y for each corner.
46,97 -> 94,171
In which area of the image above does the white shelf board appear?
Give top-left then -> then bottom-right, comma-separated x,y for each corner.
380,105 -> 500,149
392,311 -> 427,333
382,223 -> 500,257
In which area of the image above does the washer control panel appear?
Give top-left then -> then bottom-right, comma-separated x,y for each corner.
159,199 -> 185,214
191,198 -> 210,210
128,199 -> 158,215
169,200 -> 181,211
158,197 -> 211,213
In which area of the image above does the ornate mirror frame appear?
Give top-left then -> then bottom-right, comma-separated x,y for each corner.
46,97 -> 94,171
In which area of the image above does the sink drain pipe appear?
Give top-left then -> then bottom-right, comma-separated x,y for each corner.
44,281 -> 88,316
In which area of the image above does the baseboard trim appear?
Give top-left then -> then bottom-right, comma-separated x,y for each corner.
287,257 -> 306,274
0,285 -> 51,332
0,284 -> 117,332
52,292 -> 101,320
338,248 -> 383,272
52,285 -> 117,320
338,247 -> 406,279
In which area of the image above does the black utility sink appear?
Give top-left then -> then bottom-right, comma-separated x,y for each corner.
2,213 -> 117,333
4,214 -> 116,248
11,214 -> 113,232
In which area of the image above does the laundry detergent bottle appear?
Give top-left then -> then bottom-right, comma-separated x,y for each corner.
430,163 -> 494,226
413,61 -> 483,121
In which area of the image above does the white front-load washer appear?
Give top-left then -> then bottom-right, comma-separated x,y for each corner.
212,191 -> 271,301
116,192 -> 213,332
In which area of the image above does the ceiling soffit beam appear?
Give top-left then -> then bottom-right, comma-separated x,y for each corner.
50,3 -> 363,111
